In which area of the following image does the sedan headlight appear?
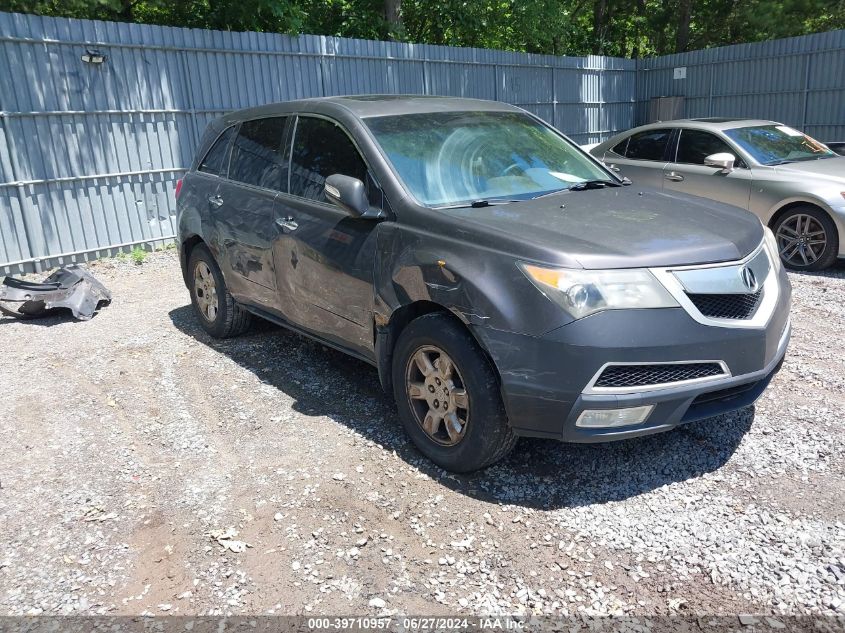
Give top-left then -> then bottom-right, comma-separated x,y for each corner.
519,263 -> 678,320
762,226 -> 782,274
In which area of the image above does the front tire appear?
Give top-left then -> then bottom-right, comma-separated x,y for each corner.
772,206 -> 839,271
392,313 -> 516,472
188,244 -> 252,338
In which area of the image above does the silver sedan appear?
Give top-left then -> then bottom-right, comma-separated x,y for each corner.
590,119 -> 845,270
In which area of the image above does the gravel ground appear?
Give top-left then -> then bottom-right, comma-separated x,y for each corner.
1,251 -> 844,622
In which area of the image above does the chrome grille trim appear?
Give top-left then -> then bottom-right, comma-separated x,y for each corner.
649,240 -> 780,329
584,360 -> 731,395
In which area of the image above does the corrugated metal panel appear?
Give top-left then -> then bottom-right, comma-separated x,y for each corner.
0,10 -> 841,272
0,10 -> 640,272
636,29 -> 845,140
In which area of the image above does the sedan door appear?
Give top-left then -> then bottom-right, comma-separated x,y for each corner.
662,128 -> 752,210
600,128 -> 673,188
273,115 -> 384,357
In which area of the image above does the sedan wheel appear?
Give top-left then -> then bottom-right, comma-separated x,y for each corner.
773,207 -> 839,271
775,213 -> 827,267
405,346 -> 470,446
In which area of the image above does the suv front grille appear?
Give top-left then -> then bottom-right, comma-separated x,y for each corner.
593,362 -> 726,389
686,290 -> 762,319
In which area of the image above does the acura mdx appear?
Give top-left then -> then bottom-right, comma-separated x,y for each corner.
176,96 -> 791,472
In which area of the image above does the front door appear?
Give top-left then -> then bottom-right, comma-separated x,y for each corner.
662,128 -> 752,209
273,115 -> 383,356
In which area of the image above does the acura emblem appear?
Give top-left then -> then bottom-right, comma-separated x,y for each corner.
740,266 -> 758,292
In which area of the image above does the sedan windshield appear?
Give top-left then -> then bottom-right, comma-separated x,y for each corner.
724,124 -> 836,165
365,111 -> 612,207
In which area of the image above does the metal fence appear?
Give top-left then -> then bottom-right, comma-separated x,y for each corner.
0,11 -> 636,273
0,10 -> 843,274
637,29 -> 845,143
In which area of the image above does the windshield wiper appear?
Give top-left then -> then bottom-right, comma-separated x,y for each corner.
568,179 -> 624,190
434,198 -> 524,210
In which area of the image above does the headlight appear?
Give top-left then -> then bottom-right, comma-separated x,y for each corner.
519,263 -> 678,320
762,226 -> 782,274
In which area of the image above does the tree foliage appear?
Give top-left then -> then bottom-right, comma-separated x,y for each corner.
3,0 -> 844,57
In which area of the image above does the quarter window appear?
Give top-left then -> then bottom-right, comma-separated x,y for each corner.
624,129 -> 672,161
676,129 -> 736,165
198,126 -> 236,177
229,117 -> 288,190
289,117 -> 369,203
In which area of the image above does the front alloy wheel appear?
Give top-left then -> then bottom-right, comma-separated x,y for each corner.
391,313 -> 517,472
405,346 -> 470,446
773,207 -> 838,271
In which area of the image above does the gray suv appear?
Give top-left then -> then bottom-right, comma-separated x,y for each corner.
176,96 -> 791,472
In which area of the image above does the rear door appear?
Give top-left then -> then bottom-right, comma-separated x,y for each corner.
273,115 -> 385,356
600,128 -> 673,188
212,116 -> 288,308
662,128 -> 752,210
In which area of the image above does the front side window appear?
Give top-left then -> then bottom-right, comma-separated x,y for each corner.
724,124 -> 836,165
365,111 -> 611,208
228,117 -> 288,190
198,126 -> 236,177
289,117 -> 369,202
624,129 -> 672,161
676,129 -> 736,165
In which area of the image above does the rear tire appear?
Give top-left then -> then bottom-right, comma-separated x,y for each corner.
188,244 -> 252,338
392,313 -> 516,472
772,206 -> 839,271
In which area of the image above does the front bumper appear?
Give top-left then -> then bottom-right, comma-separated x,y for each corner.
473,268 -> 791,442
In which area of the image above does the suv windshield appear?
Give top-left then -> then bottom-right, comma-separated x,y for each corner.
365,111 -> 612,207
724,124 -> 836,165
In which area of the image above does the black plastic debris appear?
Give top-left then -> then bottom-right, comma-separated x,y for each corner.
0,265 -> 112,321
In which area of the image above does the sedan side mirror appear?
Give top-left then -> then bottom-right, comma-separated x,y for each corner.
325,174 -> 383,219
704,152 -> 736,172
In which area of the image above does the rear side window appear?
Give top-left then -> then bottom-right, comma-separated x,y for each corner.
229,117 -> 288,190
610,138 -> 629,156
676,129 -> 736,165
289,117 -> 369,202
624,129 -> 672,161
198,126 -> 236,176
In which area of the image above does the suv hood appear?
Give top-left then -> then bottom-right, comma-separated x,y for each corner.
449,187 -> 764,269
772,156 -> 845,183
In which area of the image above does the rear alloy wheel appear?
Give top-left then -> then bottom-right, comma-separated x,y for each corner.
188,244 -> 252,338
392,313 -> 517,472
773,207 -> 838,271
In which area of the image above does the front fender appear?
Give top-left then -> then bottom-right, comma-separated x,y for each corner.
374,224 -> 571,336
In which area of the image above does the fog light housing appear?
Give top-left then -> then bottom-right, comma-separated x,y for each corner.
576,405 -> 654,428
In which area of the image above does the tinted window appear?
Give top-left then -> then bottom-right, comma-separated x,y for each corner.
229,117 -> 287,190
198,126 -> 236,176
290,117 -> 369,202
625,129 -> 671,161
610,138 -> 628,156
677,129 -> 735,164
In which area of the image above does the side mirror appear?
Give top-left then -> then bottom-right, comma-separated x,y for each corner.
324,174 -> 383,219
704,152 -> 736,172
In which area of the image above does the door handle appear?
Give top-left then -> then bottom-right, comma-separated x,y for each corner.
208,194 -> 224,208
664,172 -> 685,182
276,216 -> 299,231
